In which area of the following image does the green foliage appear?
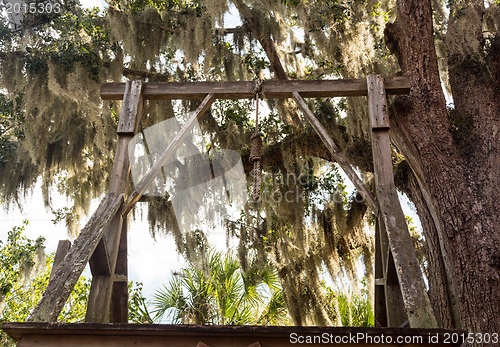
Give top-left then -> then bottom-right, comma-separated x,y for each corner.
0,253 -> 91,345
306,0 -> 352,31
109,0 -> 180,13
0,223 -> 151,346
211,99 -> 252,131
128,281 -> 155,323
281,0 -> 300,7
0,222 -> 87,346
0,220 -> 43,298
370,2 -> 391,24
242,53 -> 270,78
25,6 -> 113,80
51,206 -> 79,232
152,250 -> 290,325
323,283 -> 374,327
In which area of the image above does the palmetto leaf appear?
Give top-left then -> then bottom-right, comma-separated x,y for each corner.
151,248 -> 290,325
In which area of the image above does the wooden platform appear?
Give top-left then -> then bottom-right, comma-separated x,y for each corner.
2,323 -> 463,346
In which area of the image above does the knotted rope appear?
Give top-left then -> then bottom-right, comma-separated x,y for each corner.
250,79 -> 264,201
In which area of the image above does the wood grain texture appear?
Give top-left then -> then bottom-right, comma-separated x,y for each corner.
88,80 -> 144,322
374,220 -> 388,327
122,93 -> 215,215
100,77 -> 410,100
110,281 -> 128,323
49,241 -> 71,281
293,92 -> 379,214
85,276 -> 113,323
367,75 -> 390,129
367,75 -> 437,328
2,322 -> 465,347
116,80 -> 144,135
28,193 -> 124,322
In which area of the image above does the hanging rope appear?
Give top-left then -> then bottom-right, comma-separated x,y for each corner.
250,79 -> 264,201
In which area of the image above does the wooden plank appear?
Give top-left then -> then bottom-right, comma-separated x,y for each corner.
28,193 -> 124,322
85,276 -> 113,323
383,237 -> 407,327
49,240 -> 71,281
122,93 -> 216,215
108,136 -> 134,194
292,92 -> 379,214
102,136 -> 132,275
2,322 -> 465,347
87,80 -> 144,323
367,76 -> 390,129
110,281 -> 128,323
374,220 -> 387,327
12,334 -> 450,347
100,77 -> 410,100
117,80 -> 144,135
110,218 -> 128,323
86,217 -> 126,322
367,74 -> 437,329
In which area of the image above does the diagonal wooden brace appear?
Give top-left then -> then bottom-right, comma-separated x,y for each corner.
122,93 -> 216,215
292,91 -> 379,214
27,193 -> 124,322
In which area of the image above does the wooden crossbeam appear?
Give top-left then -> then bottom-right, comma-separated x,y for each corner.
28,193 -> 124,322
122,93 -> 216,215
367,75 -> 437,328
100,77 -> 410,100
292,92 -> 379,214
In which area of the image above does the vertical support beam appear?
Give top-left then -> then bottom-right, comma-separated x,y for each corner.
378,216 -> 407,327
110,218 -> 128,323
367,74 -> 437,328
86,80 -> 144,323
374,221 -> 387,327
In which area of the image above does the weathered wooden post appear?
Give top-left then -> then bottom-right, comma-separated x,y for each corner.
367,74 -> 437,328
86,80 -> 144,322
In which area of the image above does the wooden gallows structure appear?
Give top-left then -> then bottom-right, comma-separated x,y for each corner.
2,76 -> 462,346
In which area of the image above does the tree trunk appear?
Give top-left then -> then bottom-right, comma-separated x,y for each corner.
385,0 -> 500,334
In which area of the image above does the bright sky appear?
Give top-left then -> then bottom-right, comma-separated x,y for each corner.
0,0 -> 423,308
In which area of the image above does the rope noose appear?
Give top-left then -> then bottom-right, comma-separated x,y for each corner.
250,79 -> 264,201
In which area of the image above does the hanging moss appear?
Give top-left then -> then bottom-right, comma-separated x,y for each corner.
0,0 -> 406,326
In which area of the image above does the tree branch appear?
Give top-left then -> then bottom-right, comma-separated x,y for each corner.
122,68 -> 171,82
